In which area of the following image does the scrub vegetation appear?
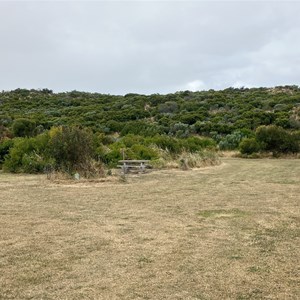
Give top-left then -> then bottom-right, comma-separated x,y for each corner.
0,86 -> 300,175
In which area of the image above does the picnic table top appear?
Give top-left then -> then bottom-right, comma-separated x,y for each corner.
118,160 -> 150,163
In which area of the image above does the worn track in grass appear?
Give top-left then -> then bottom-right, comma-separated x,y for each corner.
0,158 -> 299,299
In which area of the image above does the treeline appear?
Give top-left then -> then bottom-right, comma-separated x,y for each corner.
0,86 -> 300,174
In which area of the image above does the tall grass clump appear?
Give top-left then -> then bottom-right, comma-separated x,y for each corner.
178,150 -> 221,170
151,148 -> 220,170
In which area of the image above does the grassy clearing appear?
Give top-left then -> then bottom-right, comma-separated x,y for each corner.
0,159 -> 299,299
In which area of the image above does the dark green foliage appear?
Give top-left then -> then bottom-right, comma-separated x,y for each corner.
48,126 -> 94,172
239,138 -> 261,155
121,134 -> 145,147
181,136 -> 216,152
169,122 -> 190,138
145,135 -> 181,154
1,86 -> 300,139
256,125 -> 299,153
106,120 -> 123,133
120,121 -> 162,137
292,130 -> 300,142
3,126 -> 96,173
129,144 -> 159,160
12,118 -> 36,137
20,152 -> 53,174
96,133 -> 116,145
95,134 -> 216,167
158,101 -> 178,114
1,86 -> 300,173
98,136 -> 160,166
3,134 -> 50,173
219,129 -> 253,150
101,149 -> 123,166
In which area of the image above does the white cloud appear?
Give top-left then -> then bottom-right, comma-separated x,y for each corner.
0,1 -> 299,93
185,80 -> 206,92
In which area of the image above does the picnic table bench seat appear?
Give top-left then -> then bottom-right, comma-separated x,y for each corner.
118,160 -> 150,173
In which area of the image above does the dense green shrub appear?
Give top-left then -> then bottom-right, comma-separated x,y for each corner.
169,122 -> 190,138
219,129 -> 253,150
3,134 -> 50,173
121,134 -> 145,148
158,101 -> 178,114
21,153 -> 54,173
130,144 -> 159,160
98,150 -> 120,167
99,140 -> 126,166
12,118 -> 36,137
181,136 -> 216,152
96,133 -> 116,145
31,126 -> 103,176
48,126 -> 94,172
99,139 -> 159,166
292,130 -> 300,142
120,121 -> 162,137
256,125 -> 299,153
2,86 -> 300,139
3,85 -> 300,172
144,135 -> 181,153
239,138 -> 261,155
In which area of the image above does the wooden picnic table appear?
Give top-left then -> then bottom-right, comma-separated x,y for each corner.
118,160 -> 150,174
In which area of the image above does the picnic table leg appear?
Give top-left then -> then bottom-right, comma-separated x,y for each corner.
122,163 -> 128,174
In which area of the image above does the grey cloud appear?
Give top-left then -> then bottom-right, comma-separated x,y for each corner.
0,1 -> 299,94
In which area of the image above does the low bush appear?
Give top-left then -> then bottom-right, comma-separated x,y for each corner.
12,118 -> 36,137
181,136 -> 216,152
145,135 -> 182,154
219,129 -> 253,150
21,153 -> 54,173
256,125 -> 299,154
130,144 -> 159,160
3,135 -> 50,173
48,126 -> 94,172
239,138 -> 261,155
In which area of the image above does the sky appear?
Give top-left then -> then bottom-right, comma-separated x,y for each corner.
0,0 -> 300,95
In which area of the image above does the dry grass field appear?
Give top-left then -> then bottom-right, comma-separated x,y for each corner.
0,158 -> 299,300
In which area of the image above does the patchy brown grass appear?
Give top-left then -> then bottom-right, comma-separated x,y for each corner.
0,158 -> 299,299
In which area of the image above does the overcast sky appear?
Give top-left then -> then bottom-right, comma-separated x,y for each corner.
1,1 -> 300,95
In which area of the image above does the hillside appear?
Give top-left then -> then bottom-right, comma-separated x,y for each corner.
1,86 -> 300,173
1,86 -> 300,139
